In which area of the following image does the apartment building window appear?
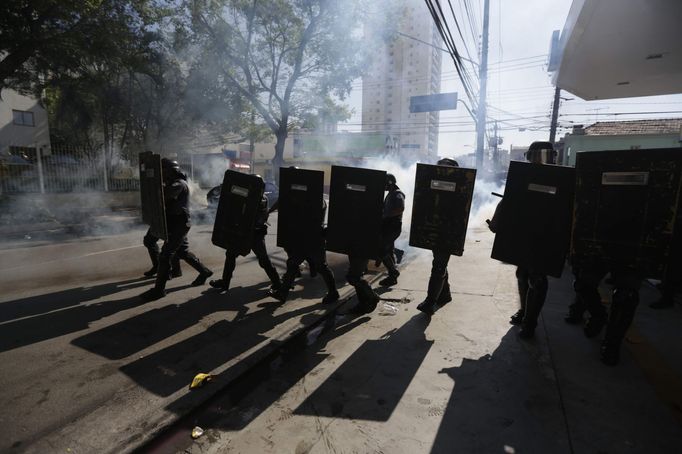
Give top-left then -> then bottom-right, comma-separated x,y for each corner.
12,110 -> 35,127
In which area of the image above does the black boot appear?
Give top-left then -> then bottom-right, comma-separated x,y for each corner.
141,259 -> 170,301
183,252 -> 213,286
600,287 -> 639,366
600,341 -> 620,366
437,281 -> 452,306
564,299 -> 585,324
417,298 -> 436,315
320,267 -> 339,303
170,256 -> 182,278
209,279 -> 229,290
379,273 -> 399,287
308,261 -> 318,278
144,250 -> 159,277
265,265 -> 282,292
519,275 -> 548,340
510,309 -> 524,325
419,272 -> 445,315
583,313 -> 607,338
351,280 -> 379,314
272,270 -> 295,303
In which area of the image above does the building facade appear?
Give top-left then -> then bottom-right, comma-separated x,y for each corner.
361,0 -> 442,162
0,89 -> 51,160
562,119 -> 682,166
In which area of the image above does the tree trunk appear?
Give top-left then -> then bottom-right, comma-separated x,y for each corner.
272,126 -> 288,184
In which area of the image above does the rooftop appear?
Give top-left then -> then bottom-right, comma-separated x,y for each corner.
583,118 -> 682,136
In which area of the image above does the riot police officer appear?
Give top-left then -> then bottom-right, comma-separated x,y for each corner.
209,182 -> 282,293
271,198 -> 339,304
416,158 -> 458,315
492,142 -> 556,338
378,173 -> 405,287
140,158 -> 213,301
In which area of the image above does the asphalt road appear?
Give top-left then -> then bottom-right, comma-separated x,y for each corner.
0,215 -> 359,453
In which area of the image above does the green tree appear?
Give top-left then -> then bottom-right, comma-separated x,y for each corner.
0,0 -> 166,94
188,0 -> 391,178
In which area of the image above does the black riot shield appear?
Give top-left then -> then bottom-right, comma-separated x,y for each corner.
491,161 -> 575,278
139,151 -> 167,240
409,163 -> 477,256
276,167 -> 325,251
211,171 -> 265,255
571,148 -> 682,279
326,166 -> 386,258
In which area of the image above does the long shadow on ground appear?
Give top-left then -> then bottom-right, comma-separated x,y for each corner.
429,329 -> 568,454
0,278 -> 156,353
0,277 -> 150,324
294,314 -> 433,421
163,314 -> 372,429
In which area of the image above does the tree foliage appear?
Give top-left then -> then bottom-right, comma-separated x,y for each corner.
0,0 -> 164,94
187,0 -> 386,174
1,0 -> 395,174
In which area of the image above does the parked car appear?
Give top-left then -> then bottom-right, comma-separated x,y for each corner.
206,181 -> 279,210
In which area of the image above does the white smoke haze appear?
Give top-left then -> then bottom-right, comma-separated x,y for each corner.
360,157 -> 504,260
363,157 -> 417,253
469,178 -> 505,230
186,177 -> 208,208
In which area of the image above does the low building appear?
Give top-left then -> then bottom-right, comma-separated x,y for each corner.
0,88 -> 51,160
561,119 -> 682,166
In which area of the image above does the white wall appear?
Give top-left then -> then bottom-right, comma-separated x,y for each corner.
252,137 -> 294,160
0,89 -> 51,155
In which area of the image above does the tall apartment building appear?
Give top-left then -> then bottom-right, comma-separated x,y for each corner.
361,1 -> 442,161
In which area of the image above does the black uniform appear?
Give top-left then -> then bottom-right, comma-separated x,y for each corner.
142,228 -> 181,278
416,251 -> 454,315
488,197 -> 548,337
272,200 -> 338,303
415,158 -> 461,316
210,195 -> 281,292
379,185 -> 405,285
572,262 -> 641,365
141,165 -> 213,301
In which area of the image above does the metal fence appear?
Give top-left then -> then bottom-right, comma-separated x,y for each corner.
0,144 -> 140,194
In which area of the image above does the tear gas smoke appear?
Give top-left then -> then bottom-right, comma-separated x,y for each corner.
362,157 -> 504,261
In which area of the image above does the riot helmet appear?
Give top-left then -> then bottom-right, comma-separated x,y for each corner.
525,141 -> 557,164
437,157 -> 459,167
385,173 -> 397,191
161,158 -> 182,181
161,157 -> 180,171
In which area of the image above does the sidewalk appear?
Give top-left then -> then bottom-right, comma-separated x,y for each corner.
181,226 -> 682,454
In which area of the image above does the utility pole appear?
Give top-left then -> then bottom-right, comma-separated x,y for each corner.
549,86 -> 561,143
493,120 -> 499,170
475,0 -> 490,170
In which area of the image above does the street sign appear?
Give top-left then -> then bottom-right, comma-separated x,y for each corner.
409,92 -> 458,113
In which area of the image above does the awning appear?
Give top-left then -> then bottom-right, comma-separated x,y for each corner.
552,0 -> 682,100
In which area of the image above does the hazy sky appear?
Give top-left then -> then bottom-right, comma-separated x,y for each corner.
339,0 -> 682,157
